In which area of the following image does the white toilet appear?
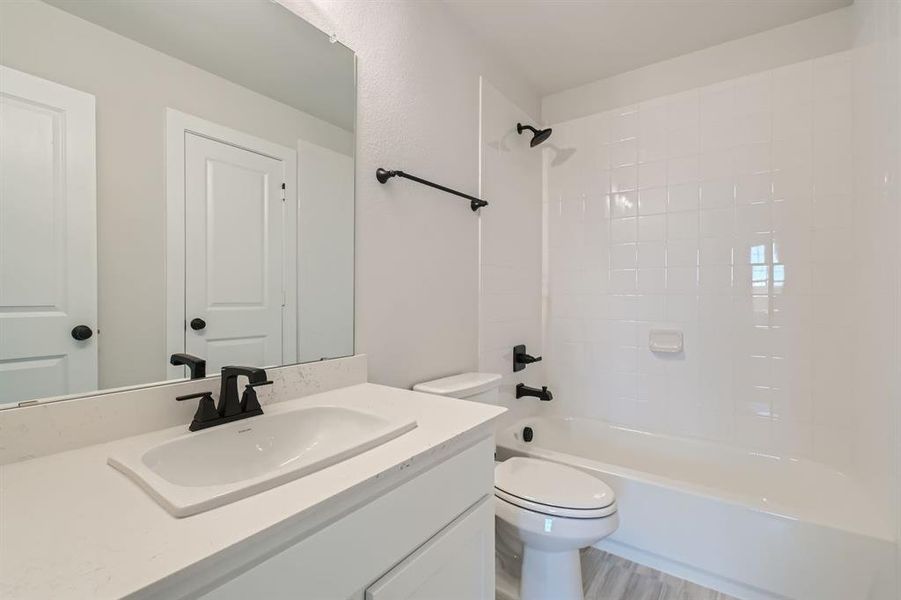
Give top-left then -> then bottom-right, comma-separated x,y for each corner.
413,373 -> 619,600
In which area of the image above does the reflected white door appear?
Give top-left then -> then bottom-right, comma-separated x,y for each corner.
184,133 -> 285,373
0,66 -> 97,405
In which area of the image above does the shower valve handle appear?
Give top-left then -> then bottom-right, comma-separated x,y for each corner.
513,344 -> 542,372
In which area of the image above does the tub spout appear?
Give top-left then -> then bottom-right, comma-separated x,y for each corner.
516,383 -> 553,401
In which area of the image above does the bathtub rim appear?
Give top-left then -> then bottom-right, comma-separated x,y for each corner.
496,415 -> 895,543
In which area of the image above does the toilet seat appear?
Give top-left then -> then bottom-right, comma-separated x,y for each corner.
494,457 -> 616,519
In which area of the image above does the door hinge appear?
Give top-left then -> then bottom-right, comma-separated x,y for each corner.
281,182 -> 286,190
282,290 -> 287,307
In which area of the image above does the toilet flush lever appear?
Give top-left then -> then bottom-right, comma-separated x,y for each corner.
513,344 -> 542,372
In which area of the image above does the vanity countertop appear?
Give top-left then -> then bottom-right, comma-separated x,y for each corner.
0,383 -> 505,600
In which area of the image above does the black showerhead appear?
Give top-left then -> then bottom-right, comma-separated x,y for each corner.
517,123 -> 552,147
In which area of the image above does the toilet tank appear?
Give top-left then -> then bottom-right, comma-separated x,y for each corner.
413,372 -> 502,404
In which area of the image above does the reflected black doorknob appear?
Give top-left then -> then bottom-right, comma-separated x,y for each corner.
190,318 -> 206,331
71,325 -> 93,341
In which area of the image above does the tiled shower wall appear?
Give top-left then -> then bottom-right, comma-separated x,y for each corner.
544,50 -> 877,471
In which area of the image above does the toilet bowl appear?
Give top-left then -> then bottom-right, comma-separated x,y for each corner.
412,373 -> 619,600
494,457 -> 618,600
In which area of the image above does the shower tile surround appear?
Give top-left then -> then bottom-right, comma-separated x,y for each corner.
544,48 -> 894,483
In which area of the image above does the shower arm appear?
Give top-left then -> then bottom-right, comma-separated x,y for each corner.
376,168 -> 488,212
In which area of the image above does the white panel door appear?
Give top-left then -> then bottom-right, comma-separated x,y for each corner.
365,498 -> 495,600
184,133 -> 284,373
0,65 -> 97,405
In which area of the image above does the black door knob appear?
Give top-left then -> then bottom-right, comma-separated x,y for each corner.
71,325 -> 93,341
190,318 -> 206,331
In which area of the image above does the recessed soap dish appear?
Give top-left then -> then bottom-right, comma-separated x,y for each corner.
649,329 -> 683,353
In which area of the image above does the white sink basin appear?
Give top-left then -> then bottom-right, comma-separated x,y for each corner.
108,405 -> 417,517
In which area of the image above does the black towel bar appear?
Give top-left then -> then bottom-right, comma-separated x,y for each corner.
376,168 -> 487,212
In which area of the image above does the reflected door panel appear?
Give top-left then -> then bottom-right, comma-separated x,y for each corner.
0,66 -> 97,405
184,133 -> 284,374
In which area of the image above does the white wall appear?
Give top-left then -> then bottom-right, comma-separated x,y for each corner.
541,1 -> 900,562
0,0 -> 353,389
282,0 -> 540,389
478,79 -> 544,428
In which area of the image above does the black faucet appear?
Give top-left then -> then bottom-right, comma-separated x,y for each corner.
169,353 -> 206,379
176,365 -> 272,431
516,383 -> 553,401
513,344 -> 542,372
219,366 -> 270,417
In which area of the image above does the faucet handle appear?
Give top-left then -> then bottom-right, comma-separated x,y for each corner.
176,391 -> 219,430
241,380 -> 271,414
513,344 -> 542,372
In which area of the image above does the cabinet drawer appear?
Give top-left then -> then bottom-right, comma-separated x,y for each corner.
365,497 -> 494,600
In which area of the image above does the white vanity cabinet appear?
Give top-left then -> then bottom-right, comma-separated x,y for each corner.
197,438 -> 495,600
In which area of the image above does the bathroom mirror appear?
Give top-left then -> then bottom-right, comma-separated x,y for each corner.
0,0 -> 355,408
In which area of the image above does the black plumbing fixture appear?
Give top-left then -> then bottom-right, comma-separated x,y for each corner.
513,344 -> 542,372
516,383 -> 553,401
516,123 -> 552,147
218,366 -> 271,418
176,365 -> 272,431
376,168 -> 488,212
522,426 -> 534,442
170,353 -> 206,379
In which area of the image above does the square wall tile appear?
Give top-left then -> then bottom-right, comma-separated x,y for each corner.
700,179 -> 735,209
668,156 -> 700,185
668,126 -> 700,158
638,241 -> 666,268
639,187 -> 667,215
669,183 -> 700,212
611,192 -> 638,217
667,240 -> 699,266
700,151 -> 734,180
612,243 -> 638,270
639,214 -> 666,242
610,139 -> 638,168
639,160 -> 667,190
668,211 -> 699,240
612,165 -> 638,192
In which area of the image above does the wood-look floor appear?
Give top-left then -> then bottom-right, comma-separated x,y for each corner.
579,548 -> 739,600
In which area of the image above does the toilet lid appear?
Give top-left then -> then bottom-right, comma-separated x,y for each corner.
495,458 -> 616,518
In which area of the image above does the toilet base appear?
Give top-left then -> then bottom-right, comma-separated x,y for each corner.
520,547 -> 583,600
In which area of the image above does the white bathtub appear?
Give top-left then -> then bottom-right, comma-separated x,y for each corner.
495,416 -> 897,600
